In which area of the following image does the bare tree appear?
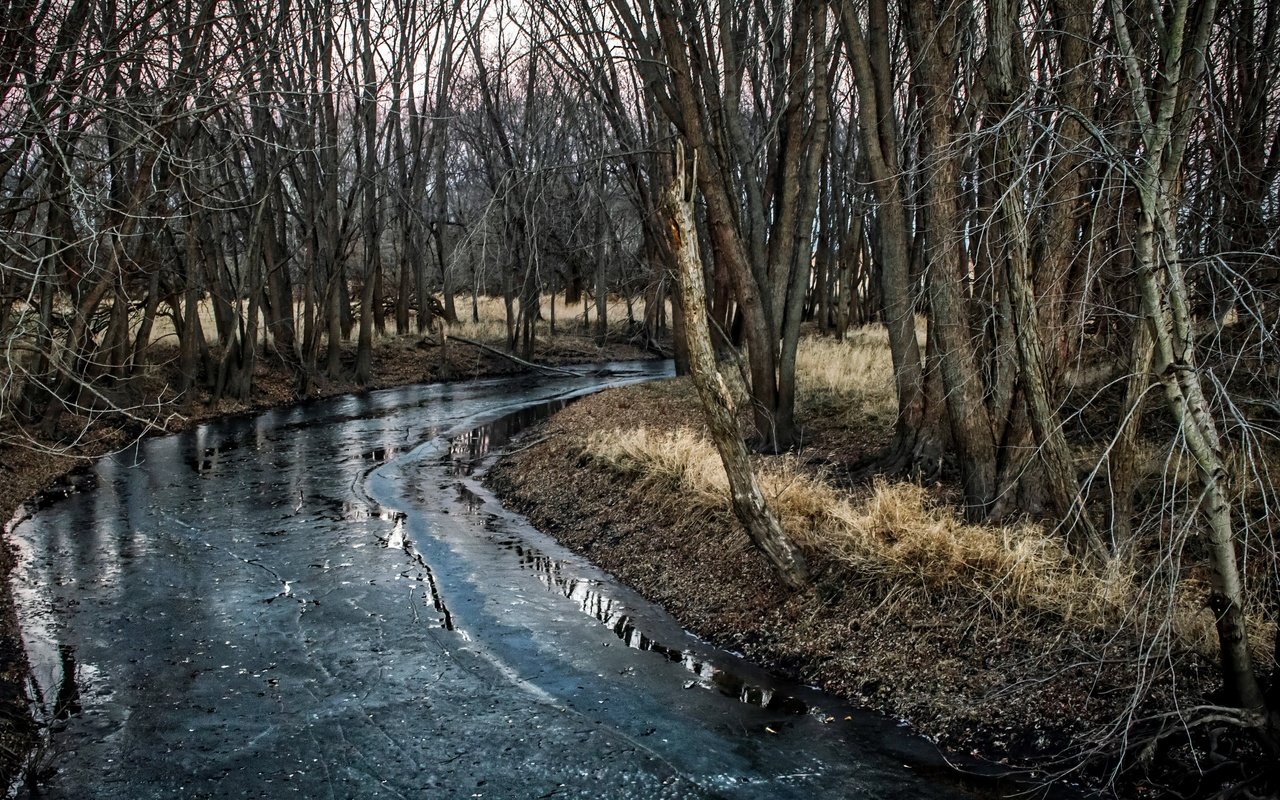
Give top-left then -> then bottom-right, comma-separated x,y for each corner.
662,149 -> 809,590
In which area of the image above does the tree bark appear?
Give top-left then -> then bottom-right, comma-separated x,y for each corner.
987,0 -> 1103,555
903,0 -> 997,517
654,2 -> 781,448
832,0 -> 933,467
662,150 -> 809,591
1111,0 -> 1264,710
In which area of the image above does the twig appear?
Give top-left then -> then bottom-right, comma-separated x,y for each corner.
503,433 -> 552,456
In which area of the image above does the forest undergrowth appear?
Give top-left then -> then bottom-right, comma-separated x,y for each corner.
585,333 -> 1276,664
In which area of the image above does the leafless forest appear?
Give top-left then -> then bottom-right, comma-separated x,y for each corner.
2,0 -> 1278,788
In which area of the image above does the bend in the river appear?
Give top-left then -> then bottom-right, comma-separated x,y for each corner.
12,363 -> 1008,798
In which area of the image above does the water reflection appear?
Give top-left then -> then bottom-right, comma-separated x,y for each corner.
30,469 -> 97,510
361,445 -> 398,463
442,399 -> 572,476
430,401 -> 811,716
497,538 -> 808,715
27,644 -> 83,726
378,516 -> 455,631
455,484 -> 483,514
54,644 -> 81,720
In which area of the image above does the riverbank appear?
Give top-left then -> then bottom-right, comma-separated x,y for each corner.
5,329 -> 1271,797
0,325 -> 656,791
484,338 -> 1275,799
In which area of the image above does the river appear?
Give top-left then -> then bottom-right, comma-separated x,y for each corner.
10,363 -> 995,798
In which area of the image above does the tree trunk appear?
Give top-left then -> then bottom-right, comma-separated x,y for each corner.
654,2 -> 782,448
775,0 -> 831,451
663,151 -> 809,591
354,0 -> 380,386
325,268 -> 344,378
904,0 -> 997,517
987,0 -> 1102,554
832,0 -> 931,467
1108,320 -> 1153,550
1111,0 -> 1264,710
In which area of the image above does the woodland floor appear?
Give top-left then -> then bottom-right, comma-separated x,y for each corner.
0,327 -> 654,790
484,378 -> 1261,799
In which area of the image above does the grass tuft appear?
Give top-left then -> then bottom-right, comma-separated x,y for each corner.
794,328 -> 898,426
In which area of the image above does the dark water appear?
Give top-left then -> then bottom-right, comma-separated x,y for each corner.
11,363 -> 998,798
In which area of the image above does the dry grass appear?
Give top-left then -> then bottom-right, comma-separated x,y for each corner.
2,292 -> 654,395
451,293 -> 650,344
583,425 -> 1136,625
576,327 -> 1277,662
24,292 -> 649,349
794,327 -> 898,425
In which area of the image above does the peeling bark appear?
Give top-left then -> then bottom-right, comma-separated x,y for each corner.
662,150 -> 809,591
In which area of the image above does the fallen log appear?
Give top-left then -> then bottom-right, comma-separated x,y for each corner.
448,334 -> 579,377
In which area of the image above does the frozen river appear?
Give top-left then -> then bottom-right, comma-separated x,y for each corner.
12,363 -> 993,798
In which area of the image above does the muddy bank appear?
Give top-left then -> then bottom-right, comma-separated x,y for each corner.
483,378 -> 1244,798
0,333 -> 655,791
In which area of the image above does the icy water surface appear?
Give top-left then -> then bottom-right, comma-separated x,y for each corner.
12,363 -> 1000,798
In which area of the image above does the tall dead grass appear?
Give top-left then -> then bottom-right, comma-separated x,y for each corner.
794,327 -> 898,425
449,294 -> 643,345
131,292 -> 644,349
583,425 -> 1137,626
578,330 -> 1275,658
